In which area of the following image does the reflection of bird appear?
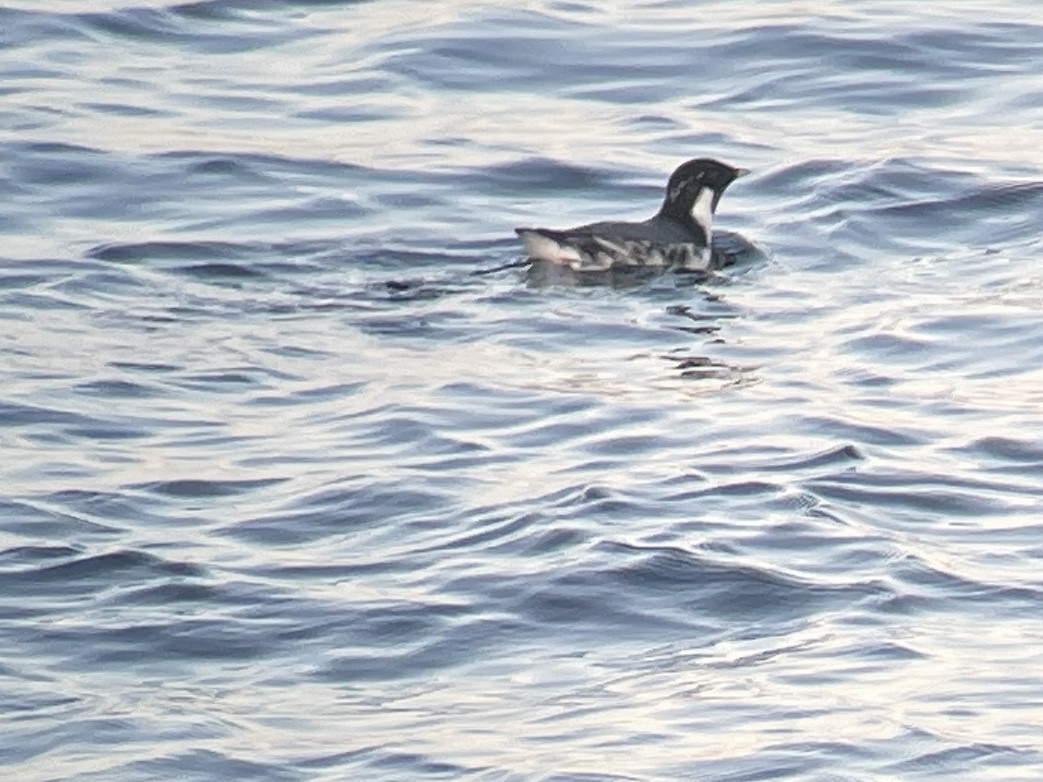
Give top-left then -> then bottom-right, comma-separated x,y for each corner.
516,158 -> 748,271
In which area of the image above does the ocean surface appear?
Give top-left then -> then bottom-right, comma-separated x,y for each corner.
3,1 -> 1043,779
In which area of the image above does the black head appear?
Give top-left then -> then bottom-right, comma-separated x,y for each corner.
657,158 -> 749,224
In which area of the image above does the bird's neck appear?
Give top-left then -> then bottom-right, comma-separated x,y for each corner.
658,186 -> 715,244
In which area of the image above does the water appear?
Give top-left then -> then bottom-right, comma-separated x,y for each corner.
3,1 -> 1043,779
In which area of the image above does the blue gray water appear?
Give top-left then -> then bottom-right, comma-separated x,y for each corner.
4,1 -> 1043,779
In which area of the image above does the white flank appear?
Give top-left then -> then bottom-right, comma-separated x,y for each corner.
690,186 -> 714,242
670,243 -> 710,271
518,231 -> 584,266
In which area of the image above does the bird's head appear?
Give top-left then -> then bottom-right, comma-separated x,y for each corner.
658,158 -> 749,237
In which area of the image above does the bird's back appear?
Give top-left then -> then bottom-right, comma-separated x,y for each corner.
515,215 -> 709,271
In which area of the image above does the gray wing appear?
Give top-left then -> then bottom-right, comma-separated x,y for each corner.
515,215 -> 707,269
567,216 -> 700,245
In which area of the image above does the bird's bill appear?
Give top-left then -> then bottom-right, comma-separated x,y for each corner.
733,167 -> 751,178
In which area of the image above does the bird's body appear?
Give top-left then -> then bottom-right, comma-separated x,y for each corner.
516,158 -> 747,272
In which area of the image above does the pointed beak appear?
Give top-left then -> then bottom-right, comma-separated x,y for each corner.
733,167 -> 751,179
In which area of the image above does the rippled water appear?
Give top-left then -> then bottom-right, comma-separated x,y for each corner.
4,1 -> 1043,779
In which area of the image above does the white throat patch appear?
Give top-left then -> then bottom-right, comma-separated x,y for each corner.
690,186 -> 714,239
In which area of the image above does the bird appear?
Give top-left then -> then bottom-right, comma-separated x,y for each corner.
515,158 -> 748,272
